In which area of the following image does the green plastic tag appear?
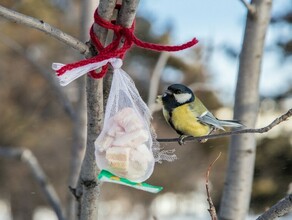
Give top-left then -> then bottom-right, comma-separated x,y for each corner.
98,170 -> 163,193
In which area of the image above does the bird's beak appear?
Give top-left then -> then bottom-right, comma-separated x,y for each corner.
157,90 -> 172,104
156,95 -> 162,104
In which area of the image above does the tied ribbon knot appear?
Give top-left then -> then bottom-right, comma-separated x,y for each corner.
54,6 -> 199,83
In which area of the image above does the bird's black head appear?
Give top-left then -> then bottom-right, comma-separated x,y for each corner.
161,84 -> 195,111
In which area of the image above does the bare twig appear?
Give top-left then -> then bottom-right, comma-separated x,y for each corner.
256,194 -> 292,220
157,108 -> 292,143
205,152 -> 221,220
0,147 -> 66,220
239,0 -> 256,15
117,0 -> 140,28
0,5 -> 89,55
0,33 -> 77,121
148,52 -> 170,109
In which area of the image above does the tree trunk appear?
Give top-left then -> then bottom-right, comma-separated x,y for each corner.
219,1 -> 272,220
77,1 -> 116,219
77,0 -> 140,219
66,1 -> 98,218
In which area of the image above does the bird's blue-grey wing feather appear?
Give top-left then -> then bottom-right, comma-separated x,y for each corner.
197,111 -> 225,130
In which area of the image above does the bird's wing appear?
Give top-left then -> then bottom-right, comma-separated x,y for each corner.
197,111 -> 225,130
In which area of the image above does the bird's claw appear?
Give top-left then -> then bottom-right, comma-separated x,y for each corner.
178,135 -> 188,145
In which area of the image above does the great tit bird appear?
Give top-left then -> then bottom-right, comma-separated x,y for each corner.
157,84 -> 243,144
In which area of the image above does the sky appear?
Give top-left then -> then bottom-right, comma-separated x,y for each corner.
137,0 -> 292,104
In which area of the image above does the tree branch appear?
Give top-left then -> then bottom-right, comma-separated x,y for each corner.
65,1 -> 94,220
157,108 -> 292,143
0,147 -> 66,220
205,153 -> 221,220
0,5 -> 89,55
76,1 -> 117,219
0,32 -> 77,121
148,52 -> 170,111
239,0 -> 256,15
256,194 -> 292,220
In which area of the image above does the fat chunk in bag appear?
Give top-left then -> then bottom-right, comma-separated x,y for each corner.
95,68 -> 156,182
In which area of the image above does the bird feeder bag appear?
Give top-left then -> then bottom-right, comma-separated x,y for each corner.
94,60 -> 155,183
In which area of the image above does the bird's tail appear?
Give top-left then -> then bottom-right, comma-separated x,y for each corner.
218,119 -> 244,128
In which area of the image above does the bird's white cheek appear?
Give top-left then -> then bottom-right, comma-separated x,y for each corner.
173,93 -> 192,104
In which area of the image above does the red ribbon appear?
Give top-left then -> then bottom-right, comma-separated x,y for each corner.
56,7 -> 199,79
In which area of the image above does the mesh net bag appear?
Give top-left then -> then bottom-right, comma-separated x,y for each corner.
95,62 -> 157,182
53,57 -> 176,183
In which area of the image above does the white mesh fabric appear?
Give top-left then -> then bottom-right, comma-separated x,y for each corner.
52,56 -> 177,179
95,67 -> 157,182
150,126 -> 177,163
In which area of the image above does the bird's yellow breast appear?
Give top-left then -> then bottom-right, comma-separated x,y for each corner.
171,104 -> 210,137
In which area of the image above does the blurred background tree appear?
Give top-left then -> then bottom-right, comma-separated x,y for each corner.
250,4 -> 292,212
272,4 -> 292,58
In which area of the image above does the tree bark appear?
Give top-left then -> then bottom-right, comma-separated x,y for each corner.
76,1 -> 141,219
77,1 -> 141,219
256,194 -> 292,220
103,0 -> 141,106
219,1 -> 272,220
66,1 -> 99,220
77,1 -> 116,219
